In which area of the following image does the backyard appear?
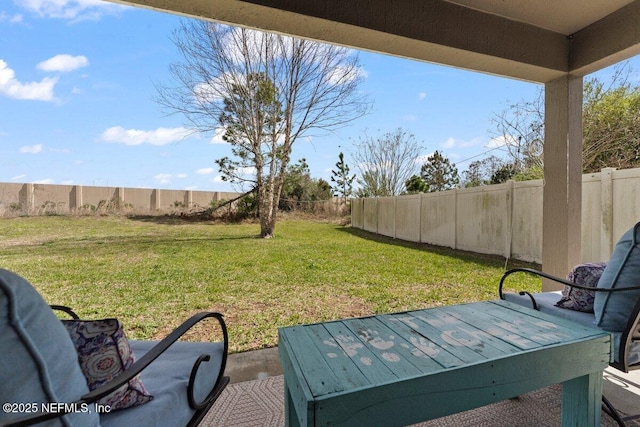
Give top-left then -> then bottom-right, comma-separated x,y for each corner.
0,215 -> 540,353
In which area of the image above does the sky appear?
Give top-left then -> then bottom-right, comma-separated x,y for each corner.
1,1 -> 639,193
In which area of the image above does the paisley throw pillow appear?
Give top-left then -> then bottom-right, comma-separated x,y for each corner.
62,318 -> 153,411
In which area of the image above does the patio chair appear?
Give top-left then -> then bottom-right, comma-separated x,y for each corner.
0,268 -> 229,427
499,222 -> 640,427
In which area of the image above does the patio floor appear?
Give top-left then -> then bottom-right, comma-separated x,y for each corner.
199,348 -> 640,427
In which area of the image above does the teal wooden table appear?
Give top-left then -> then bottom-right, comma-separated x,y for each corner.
278,300 -> 612,427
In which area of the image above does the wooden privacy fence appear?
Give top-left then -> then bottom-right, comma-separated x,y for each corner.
351,167 -> 640,264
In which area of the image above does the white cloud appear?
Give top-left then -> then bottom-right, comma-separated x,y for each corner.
11,174 -> 26,181
20,144 -> 43,153
441,137 -> 484,149
237,166 -> 257,176
485,135 -> 517,148
441,138 -> 456,149
325,65 -> 368,85
37,54 -> 89,72
49,147 -> 71,153
194,81 -> 223,105
34,178 -> 54,184
211,171 -> 255,183
0,12 -> 23,23
154,173 -> 172,184
418,92 -> 427,101
100,126 -> 192,146
176,173 -> 187,179
196,167 -> 214,175
0,60 -> 57,101
415,153 -> 434,165
210,128 -> 227,144
60,180 -> 74,185
16,0 -> 128,21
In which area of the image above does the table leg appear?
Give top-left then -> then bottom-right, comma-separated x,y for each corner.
284,379 -> 301,427
561,371 -> 603,427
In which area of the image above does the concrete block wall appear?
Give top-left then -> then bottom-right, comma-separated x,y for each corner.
0,182 -> 241,216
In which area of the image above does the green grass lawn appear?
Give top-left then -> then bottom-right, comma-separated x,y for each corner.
0,215 -> 540,353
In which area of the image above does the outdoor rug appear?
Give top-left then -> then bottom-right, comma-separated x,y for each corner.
200,375 -> 620,427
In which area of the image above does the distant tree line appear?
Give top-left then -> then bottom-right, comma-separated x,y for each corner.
349,61 -> 640,197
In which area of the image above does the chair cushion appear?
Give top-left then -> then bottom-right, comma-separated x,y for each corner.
555,262 -> 607,312
594,222 -> 640,332
100,340 -> 226,427
0,269 -> 100,426
62,318 -> 153,411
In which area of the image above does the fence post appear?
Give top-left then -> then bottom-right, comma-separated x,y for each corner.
453,188 -> 458,250
600,168 -> 615,259
419,193 -> 424,243
393,196 -> 397,239
505,180 -> 515,260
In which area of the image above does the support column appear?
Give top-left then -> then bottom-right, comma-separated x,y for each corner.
18,183 -> 34,214
151,189 -> 161,211
71,185 -> 83,211
115,187 -> 125,208
542,75 -> 583,290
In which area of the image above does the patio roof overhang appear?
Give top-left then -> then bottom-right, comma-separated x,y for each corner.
108,0 -> 640,83
108,0 -> 640,288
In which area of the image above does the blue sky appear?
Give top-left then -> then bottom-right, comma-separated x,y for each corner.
1,1 -> 638,192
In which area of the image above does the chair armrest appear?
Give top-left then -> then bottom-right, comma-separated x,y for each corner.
50,305 -> 80,319
498,268 -> 574,310
499,267 -> 640,310
1,311 -> 229,427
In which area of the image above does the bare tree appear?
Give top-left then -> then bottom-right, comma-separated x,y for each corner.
351,128 -> 424,197
156,21 -> 369,237
489,61 -> 640,175
461,155 -> 506,187
489,89 -> 544,172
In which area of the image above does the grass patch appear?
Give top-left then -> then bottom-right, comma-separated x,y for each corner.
0,215 -> 540,353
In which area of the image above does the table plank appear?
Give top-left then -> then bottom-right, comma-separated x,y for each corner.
465,301 -> 583,345
416,306 -> 518,359
320,321 -> 400,385
381,311 -> 488,364
442,303 -> 540,350
341,316 -> 443,377
279,325 -> 347,397
378,313 -> 466,369
304,324 -> 371,393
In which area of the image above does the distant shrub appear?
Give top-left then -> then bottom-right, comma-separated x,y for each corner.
40,201 -> 64,216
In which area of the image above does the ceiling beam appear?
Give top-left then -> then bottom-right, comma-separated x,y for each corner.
569,0 -> 640,76
109,0 -> 569,83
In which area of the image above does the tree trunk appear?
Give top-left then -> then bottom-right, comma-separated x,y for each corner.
258,178 -> 278,238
